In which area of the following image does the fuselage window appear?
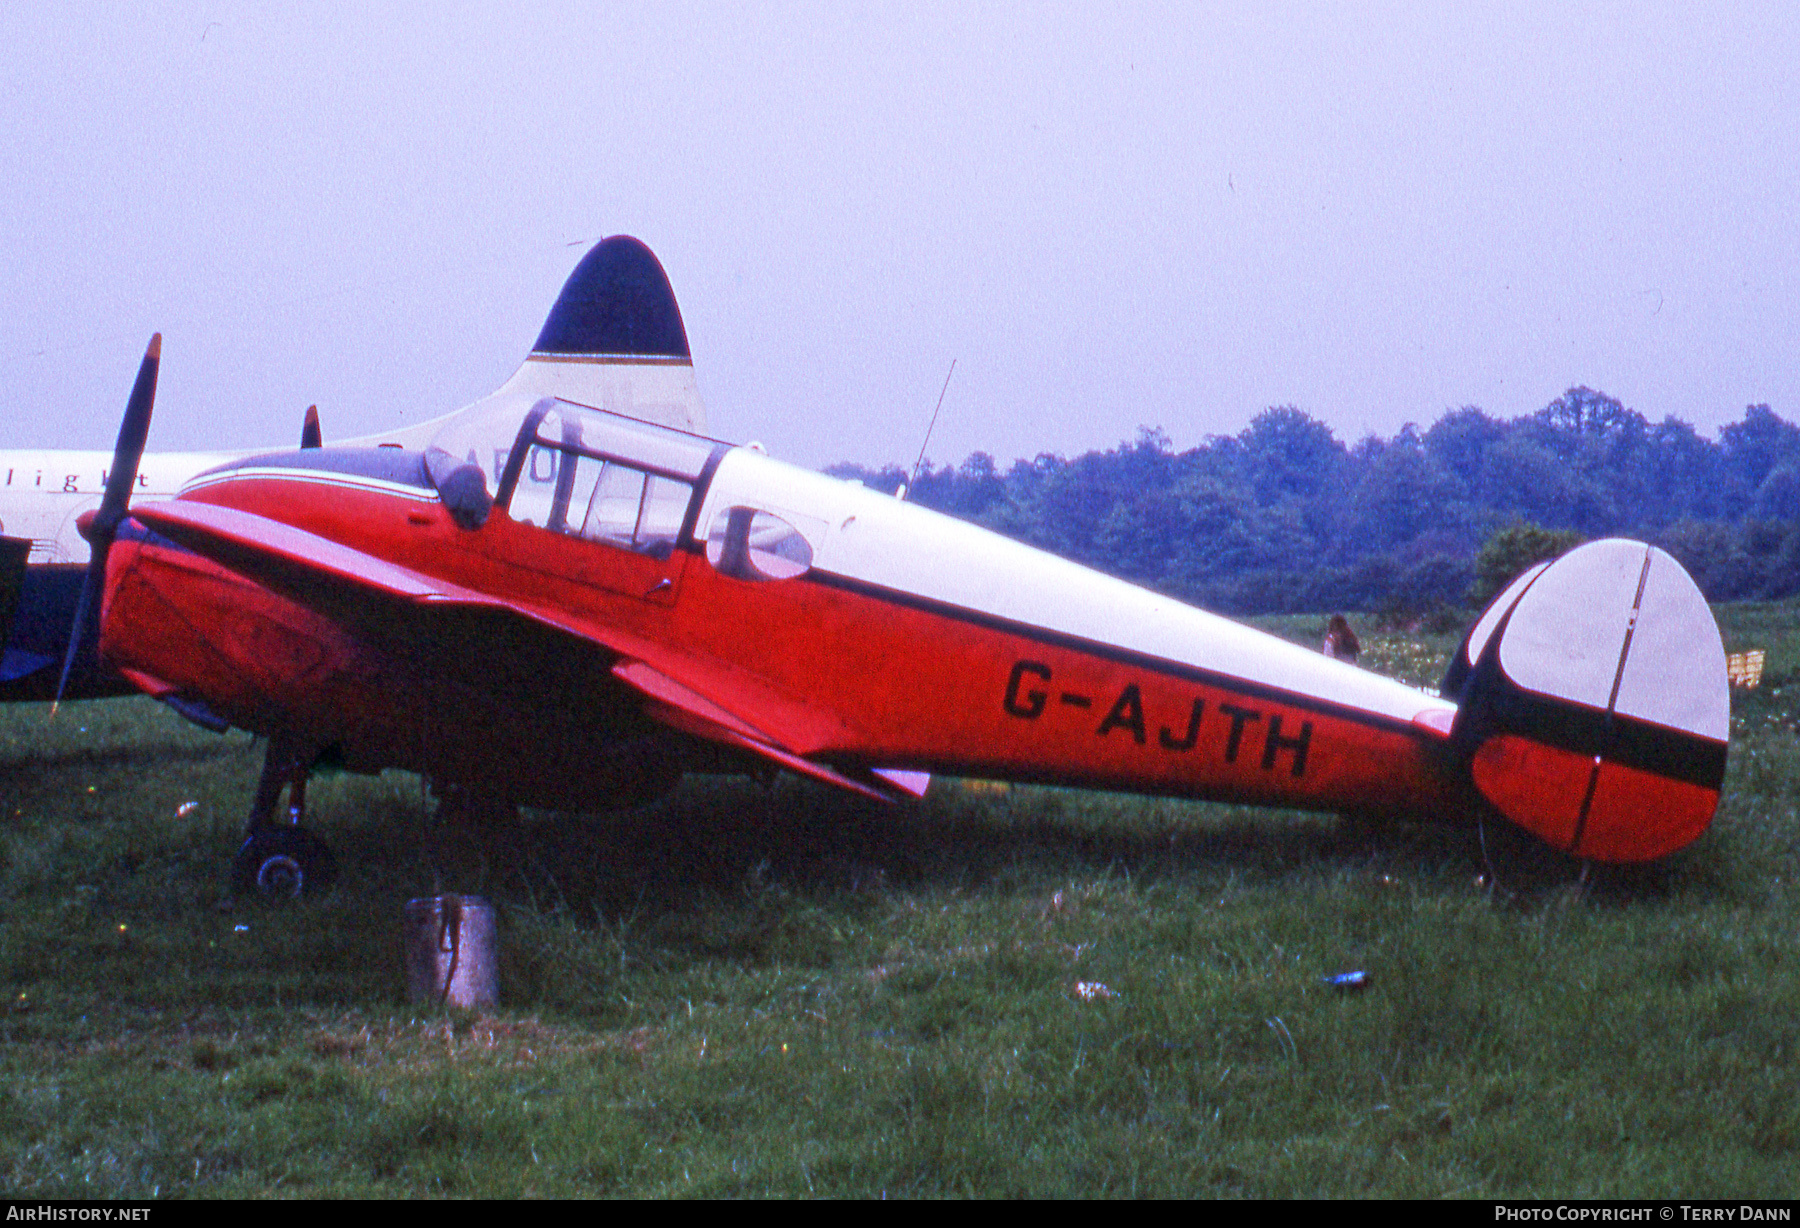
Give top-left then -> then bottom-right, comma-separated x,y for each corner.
498,402 -> 717,560
514,452 -> 692,560
577,457 -> 644,547
706,507 -> 814,580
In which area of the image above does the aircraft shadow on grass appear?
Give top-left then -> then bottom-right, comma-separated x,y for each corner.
375,779 -> 1702,932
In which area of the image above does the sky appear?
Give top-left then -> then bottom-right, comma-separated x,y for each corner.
1,3 -> 1795,471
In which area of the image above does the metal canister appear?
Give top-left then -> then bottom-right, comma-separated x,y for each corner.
404,894 -> 498,1010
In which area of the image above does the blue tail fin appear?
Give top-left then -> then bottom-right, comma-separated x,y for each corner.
532,236 -> 691,359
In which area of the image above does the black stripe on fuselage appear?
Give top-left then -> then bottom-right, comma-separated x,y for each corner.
802,568 -> 1427,739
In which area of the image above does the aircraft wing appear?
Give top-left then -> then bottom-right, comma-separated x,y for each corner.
612,659 -> 902,801
124,500 -> 914,801
132,501 -> 510,607
126,500 -> 608,697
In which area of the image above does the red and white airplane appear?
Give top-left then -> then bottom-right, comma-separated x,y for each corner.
68,238 -> 1729,896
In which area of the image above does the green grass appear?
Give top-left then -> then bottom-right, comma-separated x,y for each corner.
0,604 -> 1796,1197
1714,600 -> 1800,692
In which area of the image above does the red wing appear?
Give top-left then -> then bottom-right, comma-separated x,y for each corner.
126,500 -> 908,801
129,501 -> 585,629
128,500 -> 623,699
611,659 -> 901,801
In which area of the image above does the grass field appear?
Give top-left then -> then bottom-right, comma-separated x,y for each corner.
0,608 -> 1796,1197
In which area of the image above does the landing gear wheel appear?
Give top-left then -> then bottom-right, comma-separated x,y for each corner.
232,828 -> 338,900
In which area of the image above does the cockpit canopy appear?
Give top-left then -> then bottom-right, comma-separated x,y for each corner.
429,396 -> 729,556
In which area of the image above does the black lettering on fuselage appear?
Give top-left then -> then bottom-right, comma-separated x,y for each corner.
1159,698 -> 1205,751
1097,684 -> 1146,744
1261,715 -> 1312,777
999,664 -> 1319,778
1004,660 -> 1052,719
1218,703 -> 1262,763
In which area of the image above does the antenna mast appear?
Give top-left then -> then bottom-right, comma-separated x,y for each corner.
904,359 -> 957,501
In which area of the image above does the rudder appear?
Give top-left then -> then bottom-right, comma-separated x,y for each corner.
1444,539 -> 1728,861
342,235 -> 709,450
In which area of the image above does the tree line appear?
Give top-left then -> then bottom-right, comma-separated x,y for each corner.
827,389 -> 1800,616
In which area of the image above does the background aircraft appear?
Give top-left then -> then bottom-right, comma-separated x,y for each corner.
0,236 -> 707,702
57,239 -> 1729,899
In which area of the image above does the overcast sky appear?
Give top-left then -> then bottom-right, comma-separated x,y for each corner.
2,3 -> 1795,470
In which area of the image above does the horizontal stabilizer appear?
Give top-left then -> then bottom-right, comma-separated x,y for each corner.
1446,539 -> 1727,861
872,769 -> 932,798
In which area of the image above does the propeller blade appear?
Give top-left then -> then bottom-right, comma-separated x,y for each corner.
300,405 -> 321,449
52,334 -> 161,713
92,333 -> 161,536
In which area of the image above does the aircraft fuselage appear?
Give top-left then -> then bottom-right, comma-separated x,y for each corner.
102,427 -> 1468,821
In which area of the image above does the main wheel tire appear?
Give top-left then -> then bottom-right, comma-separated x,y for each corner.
232,828 -> 338,900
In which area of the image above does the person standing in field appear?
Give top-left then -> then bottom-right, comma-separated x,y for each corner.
1323,614 -> 1360,663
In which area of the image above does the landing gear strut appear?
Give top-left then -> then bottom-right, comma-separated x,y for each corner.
232,735 -> 337,899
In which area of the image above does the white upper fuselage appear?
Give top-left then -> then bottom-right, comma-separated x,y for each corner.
698,447 -> 1458,731
0,450 -> 233,563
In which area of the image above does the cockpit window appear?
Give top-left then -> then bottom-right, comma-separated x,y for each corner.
706,507 -> 814,580
517,400 -> 716,484
495,399 -> 724,557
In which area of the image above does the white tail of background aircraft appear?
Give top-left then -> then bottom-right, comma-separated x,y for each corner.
0,236 -> 706,697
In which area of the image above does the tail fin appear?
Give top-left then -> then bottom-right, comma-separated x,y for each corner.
350,236 -> 708,452
491,235 -> 706,433
1444,539 -> 1728,861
